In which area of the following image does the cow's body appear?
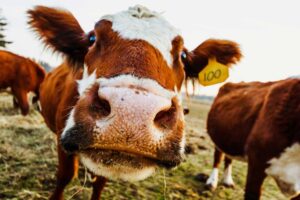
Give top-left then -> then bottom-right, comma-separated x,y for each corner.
39,63 -> 77,132
28,5 -> 241,199
206,79 -> 300,200
0,50 -> 45,115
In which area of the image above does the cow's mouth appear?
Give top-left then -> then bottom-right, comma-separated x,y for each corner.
83,149 -> 155,167
81,148 -> 180,168
79,148 -> 181,181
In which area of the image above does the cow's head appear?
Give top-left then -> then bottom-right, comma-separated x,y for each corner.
30,60 -> 46,111
28,5 -> 241,181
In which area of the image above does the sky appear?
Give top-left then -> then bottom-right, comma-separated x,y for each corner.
1,0 -> 300,95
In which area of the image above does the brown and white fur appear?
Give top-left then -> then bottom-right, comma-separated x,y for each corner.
28,5 -> 241,200
206,79 -> 300,200
0,50 -> 46,115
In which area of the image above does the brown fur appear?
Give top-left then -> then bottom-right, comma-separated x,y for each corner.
27,6 -> 89,66
0,50 -> 46,115
28,6 -> 242,199
85,20 -> 178,90
207,79 -> 300,200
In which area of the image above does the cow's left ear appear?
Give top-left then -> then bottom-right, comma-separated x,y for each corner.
182,39 -> 242,78
27,6 -> 90,67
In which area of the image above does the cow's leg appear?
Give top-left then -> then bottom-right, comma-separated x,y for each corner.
244,159 -> 266,200
222,156 -> 235,188
13,96 -> 19,108
12,88 -> 29,115
90,176 -> 107,200
50,144 -> 79,200
206,147 -> 224,190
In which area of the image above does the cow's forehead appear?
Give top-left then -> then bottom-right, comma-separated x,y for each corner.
101,5 -> 181,66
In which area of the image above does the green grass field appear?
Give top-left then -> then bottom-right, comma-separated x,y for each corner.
0,93 -> 285,200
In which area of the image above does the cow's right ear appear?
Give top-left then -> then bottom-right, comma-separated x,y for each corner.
182,39 -> 242,79
27,6 -> 89,67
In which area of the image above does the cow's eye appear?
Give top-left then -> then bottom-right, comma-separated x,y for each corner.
89,35 -> 96,45
181,51 -> 187,60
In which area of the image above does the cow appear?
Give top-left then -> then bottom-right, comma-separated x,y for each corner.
205,79 -> 300,200
0,50 -> 46,115
27,5 -> 242,200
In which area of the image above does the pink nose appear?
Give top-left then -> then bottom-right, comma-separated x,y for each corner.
96,86 -> 178,142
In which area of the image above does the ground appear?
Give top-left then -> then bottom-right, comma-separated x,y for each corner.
0,93 -> 286,200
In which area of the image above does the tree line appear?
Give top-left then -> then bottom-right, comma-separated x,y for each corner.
0,9 -> 11,48
0,9 -> 53,72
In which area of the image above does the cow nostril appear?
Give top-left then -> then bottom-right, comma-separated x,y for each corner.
89,96 -> 111,118
154,101 -> 177,130
61,140 -> 79,153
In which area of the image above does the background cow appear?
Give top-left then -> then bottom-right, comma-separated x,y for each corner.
28,5 -> 241,200
0,50 -> 46,115
206,79 -> 300,200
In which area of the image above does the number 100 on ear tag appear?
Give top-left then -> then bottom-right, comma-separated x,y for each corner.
198,58 -> 229,86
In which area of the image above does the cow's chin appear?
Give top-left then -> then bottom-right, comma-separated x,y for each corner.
79,150 -> 157,181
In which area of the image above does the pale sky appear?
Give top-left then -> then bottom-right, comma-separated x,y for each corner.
1,0 -> 300,95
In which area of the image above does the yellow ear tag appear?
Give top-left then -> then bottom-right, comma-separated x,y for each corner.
198,58 -> 229,86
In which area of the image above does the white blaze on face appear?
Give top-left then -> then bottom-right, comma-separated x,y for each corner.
265,143 -> 300,198
97,74 -> 177,99
76,66 -> 179,100
101,5 -> 180,66
61,109 -> 75,139
77,65 -> 97,96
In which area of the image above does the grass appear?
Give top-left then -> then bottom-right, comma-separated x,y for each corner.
0,93 -> 285,200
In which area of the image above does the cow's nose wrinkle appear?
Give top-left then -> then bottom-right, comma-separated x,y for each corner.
90,96 -> 111,119
154,101 -> 177,130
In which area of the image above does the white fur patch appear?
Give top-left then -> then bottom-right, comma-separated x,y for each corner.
80,154 -> 155,181
77,65 -> 96,96
265,143 -> 300,198
77,69 -> 179,101
223,164 -> 235,186
101,5 -> 180,66
61,109 -> 75,139
206,168 -> 219,189
97,74 -> 177,100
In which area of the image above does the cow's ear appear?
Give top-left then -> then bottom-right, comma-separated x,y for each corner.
27,6 -> 89,68
182,39 -> 242,78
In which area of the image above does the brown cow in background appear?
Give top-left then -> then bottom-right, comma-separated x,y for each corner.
28,5 -> 241,200
206,79 -> 300,200
0,50 -> 46,115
